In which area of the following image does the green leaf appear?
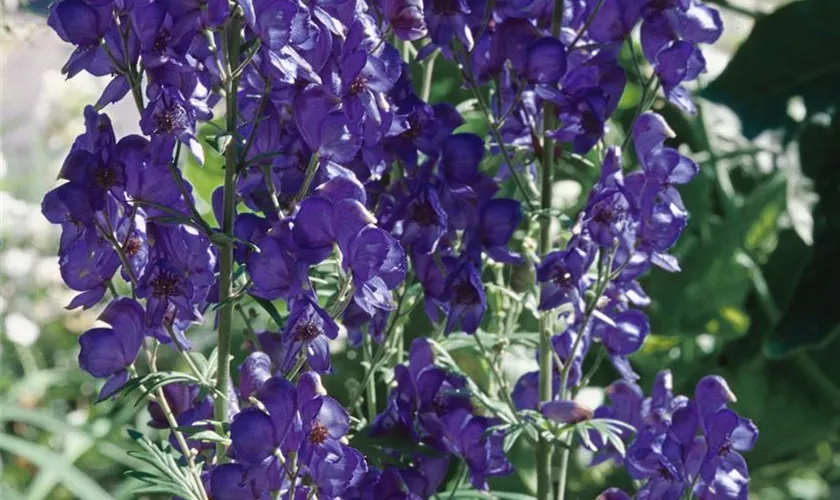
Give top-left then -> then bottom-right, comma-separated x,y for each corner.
702,0 -> 840,139
0,432 -> 113,500
183,120 -> 226,205
252,296 -> 286,329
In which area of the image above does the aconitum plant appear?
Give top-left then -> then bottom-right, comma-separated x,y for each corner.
43,0 -> 756,498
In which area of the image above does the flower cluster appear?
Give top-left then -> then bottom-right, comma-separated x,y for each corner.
513,112 -> 700,409
592,371 -> 758,500
371,338 -> 513,490
41,0 -> 751,498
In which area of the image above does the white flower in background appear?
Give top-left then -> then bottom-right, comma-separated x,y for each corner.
4,312 -> 40,346
1,246 -> 38,279
0,190 -> 57,247
0,149 -> 7,180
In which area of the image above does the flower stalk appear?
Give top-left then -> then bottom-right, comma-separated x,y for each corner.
536,2 -> 564,498
214,10 -> 243,454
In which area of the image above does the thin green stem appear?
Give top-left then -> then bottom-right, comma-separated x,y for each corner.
362,325 -> 378,422
537,4 -> 563,499
235,303 -> 264,351
287,352 -> 308,381
455,43 -> 537,212
421,48 -> 439,102
214,11 -> 243,458
473,333 -> 519,415
143,345 -> 208,500
292,153 -> 321,205
167,141 -> 214,234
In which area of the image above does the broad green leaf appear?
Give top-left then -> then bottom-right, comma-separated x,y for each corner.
0,432 -> 113,500
703,0 -> 840,139
759,116 -> 840,356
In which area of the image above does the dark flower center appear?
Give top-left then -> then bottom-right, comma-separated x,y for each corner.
150,271 -> 180,298
582,112 -> 602,135
152,30 -> 172,55
95,167 -> 117,189
402,114 -> 422,139
153,104 -> 189,134
349,76 -> 369,95
433,0 -> 460,15
409,200 -> 440,226
124,237 -> 143,257
551,265 -> 574,288
452,280 -> 479,305
309,422 -> 330,445
592,202 -> 625,225
295,321 -> 322,341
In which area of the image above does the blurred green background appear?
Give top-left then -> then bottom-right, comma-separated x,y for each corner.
1,0 -> 838,498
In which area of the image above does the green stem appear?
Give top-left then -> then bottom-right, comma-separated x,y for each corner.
235,303 -> 264,351
421,48 -> 439,102
292,153 -> 321,205
456,44 -> 537,212
214,11 -> 243,457
537,3 -> 563,499
362,326 -> 377,421
473,333 -> 519,417
167,141 -> 213,234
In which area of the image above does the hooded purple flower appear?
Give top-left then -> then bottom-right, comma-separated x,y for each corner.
384,0 -> 427,41
338,21 -> 403,133
423,0 -> 473,54
140,84 -> 203,164
536,236 -> 592,312
281,294 -> 340,373
396,183 -> 448,254
584,147 -> 639,250
248,220 -> 303,300
442,262 -> 486,335
78,298 -> 146,400
136,223 -> 216,330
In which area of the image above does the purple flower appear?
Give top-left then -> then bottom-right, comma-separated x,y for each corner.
442,262 -> 486,335
208,463 -> 267,500
620,372 -> 756,500
147,382 -> 200,428
240,0 -> 297,51
338,21 -> 403,133
247,221 -> 303,301
131,0 -> 197,69
396,183 -> 448,254
238,352 -> 273,399
423,0 -> 473,53
281,294 -> 339,374
583,147 -> 639,250
597,488 -> 633,500
59,237 -> 121,310
78,298 -> 146,400
136,223 -> 216,330
383,0 -> 427,41
345,225 -> 407,315
465,198 -> 523,264
140,84 -> 203,164
541,399 -> 594,424
536,237 -> 592,312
